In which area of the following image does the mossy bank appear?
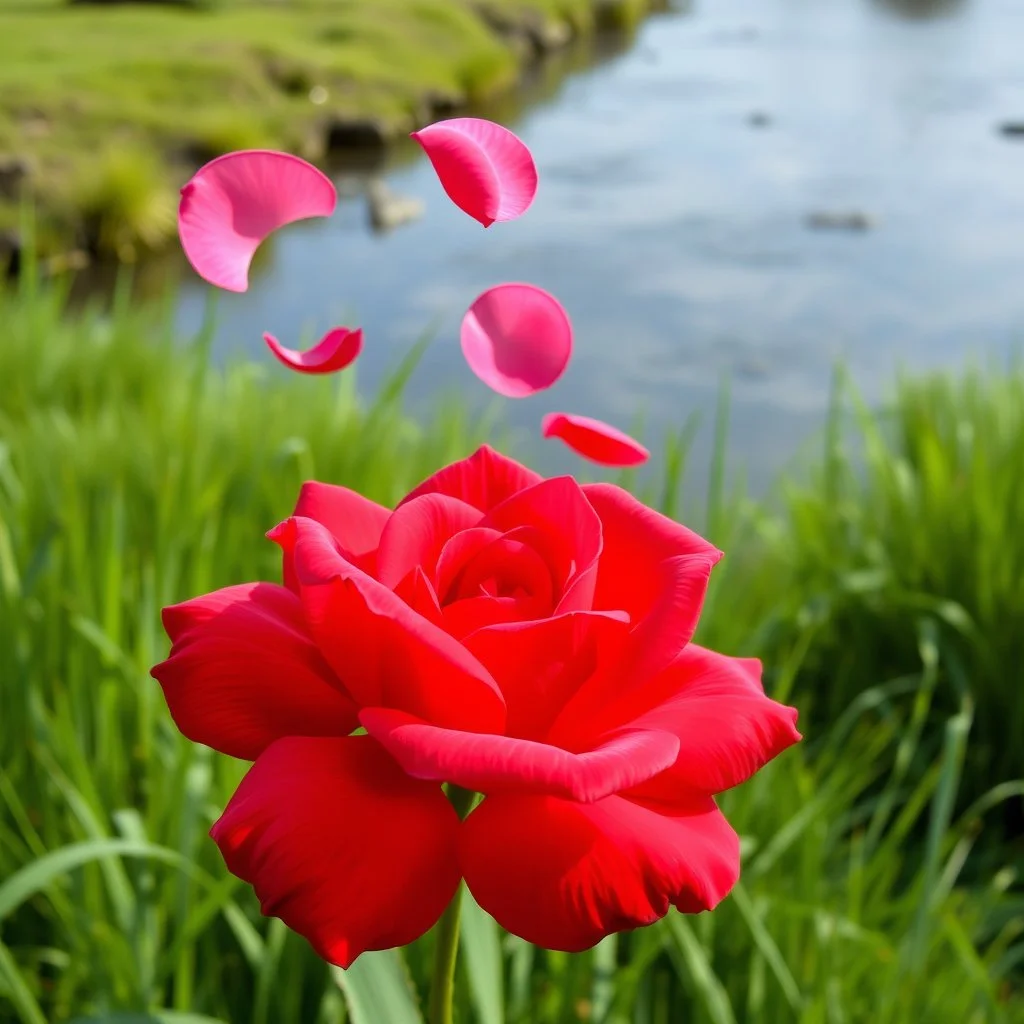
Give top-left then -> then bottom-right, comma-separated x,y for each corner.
0,0 -> 661,264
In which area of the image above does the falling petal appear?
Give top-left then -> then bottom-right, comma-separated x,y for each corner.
411,118 -> 538,227
179,150 -> 336,292
461,284 -> 573,398
264,327 -> 363,375
542,413 -> 650,467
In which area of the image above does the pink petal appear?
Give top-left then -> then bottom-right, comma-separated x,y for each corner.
359,708 -> 679,803
211,735 -> 461,968
459,791 -> 739,951
264,327 -> 362,375
411,117 -> 538,227
542,413 -> 649,467
460,284 -> 573,398
152,583 -> 357,760
398,445 -> 542,514
179,150 -> 336,293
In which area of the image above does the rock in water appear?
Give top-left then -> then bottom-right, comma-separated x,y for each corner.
366,180 -> 425,233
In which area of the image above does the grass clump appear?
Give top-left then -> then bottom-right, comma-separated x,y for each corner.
744,366 -> 1024,816
0,270 -> 1021,1022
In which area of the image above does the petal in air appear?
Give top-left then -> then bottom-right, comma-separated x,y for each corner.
264,327 -> 363,375
411,117 -> 538,227
542,412 -> 650,468
461,284 -> 573,397
179,150 -> 336,292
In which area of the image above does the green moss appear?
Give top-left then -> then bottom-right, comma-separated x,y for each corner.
0,0 -> 657,258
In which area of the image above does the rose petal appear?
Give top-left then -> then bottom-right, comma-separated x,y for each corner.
411,117 -> 538,227
211,735 -> 460,968
152,583 -> 357,760
360,708 -> 679,802
270,515 -> 506,733
462,610 -> 630,739
549,553 -> 720,739
542,412 -> 649,467
460,284 -> 573,398
582,483 -> 722,621
264,327 -> 362,375
393,566 -> 444,627
589,646 -> 801,796
375,493 -> 482,589
483,476 -> 602,613
282,481 -> 391,588
459,792 -> 740,951
179,150 -> 336,292
434,527 -> 503,600
398,445 -> 542,513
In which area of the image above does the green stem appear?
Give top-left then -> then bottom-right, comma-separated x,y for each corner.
428,786 -> 476,1024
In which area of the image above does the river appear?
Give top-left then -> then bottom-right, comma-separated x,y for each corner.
173,0 -> 1024,494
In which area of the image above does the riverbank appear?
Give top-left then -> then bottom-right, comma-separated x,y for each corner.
1,265 -> 1022,1022
1,0 -> 658,265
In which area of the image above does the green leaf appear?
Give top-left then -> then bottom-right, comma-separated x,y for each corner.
68,1014 -> 227,1024
332,949 -> 424,1024
0,839 -> 190,921
460,889 -> 504,1024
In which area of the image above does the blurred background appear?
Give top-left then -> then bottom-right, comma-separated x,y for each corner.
2,1 -> 1023,1022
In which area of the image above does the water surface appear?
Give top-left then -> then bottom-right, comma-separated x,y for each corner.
174,0 -> 1024,492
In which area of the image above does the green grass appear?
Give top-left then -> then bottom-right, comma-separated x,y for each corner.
0,270 -> 1022,1023
0,0 -> 655,258
729,365 -> 1024,818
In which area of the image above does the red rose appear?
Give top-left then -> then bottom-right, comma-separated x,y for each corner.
152,446 -> 800,966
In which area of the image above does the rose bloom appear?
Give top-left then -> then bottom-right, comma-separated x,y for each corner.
152,446 -> 799,967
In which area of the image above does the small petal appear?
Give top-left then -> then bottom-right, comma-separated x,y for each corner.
461,284 -> 573,398
264,327 -> 362,375
211,735 -> 461,968
360,708 -> 679,803
399,445 -> 542,513
582,483 -> 722,620
270,516 -> 506,733
152,583 -> 357,760
459,792 -> 739,951
542,412 -> 649,467
179,150 -> 336,292
393,566 -> 444,627
411,117 -> 538,226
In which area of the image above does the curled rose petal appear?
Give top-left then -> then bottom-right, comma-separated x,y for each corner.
178,150 -> 336,292
411,117 -> 538,227
264,327 -> 363,375
360,707 -> 679,803
461,284 -> 573,397
542,412 -> 650,468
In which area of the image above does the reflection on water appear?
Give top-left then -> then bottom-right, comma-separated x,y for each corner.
170,0 -> 1024,495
